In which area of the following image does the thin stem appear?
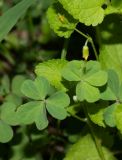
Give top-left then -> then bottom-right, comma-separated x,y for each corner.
75,28 -> 89,39
83,105 -> 106,160
74,28 -> 99,61
89,37 -> 99,61
61,38 -> 69,59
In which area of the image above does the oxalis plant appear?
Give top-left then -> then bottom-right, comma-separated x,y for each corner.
0,0 -> 122,159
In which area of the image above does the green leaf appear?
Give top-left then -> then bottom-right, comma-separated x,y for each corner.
59,0 -> 105,26
35,104 -> 48,130
1,75 -> 10,95
76,82 -> 100,102
104,103 -> 117,127
84,70 -> 108,86
46,91 -> 70,120
115,104 -> 122,134
88,102 -> 107,127
21,77 -> 50,100
35,59 -> 68,91
62,60 -> 105,83
64,134 -> 116,160
1,102 -> 19,126
34,76 -> 50,99
5,93 -> 22,106
101,70 -> 120,100
84,60 -> 101,74
119,83 -> 122,102
0,0 -> 35,42
12,75 -> 26,96
99,14 -> 122,80
16,101 -> 48,130
47,2 -> 77,38
111,0 -> 122,9
0,120 -> 13,143
62,60 -> 85,81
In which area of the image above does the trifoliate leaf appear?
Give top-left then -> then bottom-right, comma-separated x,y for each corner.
104,103 -> 117,127
62,60 -> 104,82
115,104 -> 122,134
46,91 -> 70,119
21,77 -> 50,100
17,78 -> 70,130
76,82 -> 100,102
88,102 -> 107,127
12,75 -> 26,96
35,59 -> 68,91
47,2 -> 77,38
1,102 -> 19,126
64,134 -> 116,160
62,60 -> 106,102
59,0 -> 105,26
0,120 -> 13,143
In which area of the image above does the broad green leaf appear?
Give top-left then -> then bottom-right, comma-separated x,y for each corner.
99,14 -> 122,80
1,102 -> 19,126
115,104 -> 122,134
119,83 -> 122,102
0,120 -> 13,143
107,70 -> 120,96
21,80 -> 41,100
104,103 -> 117,127
59,0 -> 105,26
85,71 -> 107,86
88,103 -> 106,127
12,75 -> 26,96
16,101 -> 48,130
111,0 -> 122,9
62,60 -> 85,81
34,76 -> 50,99
100,44 -> 122,81
62,60 -> 105,84
47,2 -> 77,38
46,91 -> 70,119
21,77 -> 50,100
35,59 -> 67,91
0,75 -> 10,95
64,134 -> 116,160
101,70 -> 120,100
35,105 -> 48,130
84,60 -> 101,75
101,86 -> 117,101
5,93 -> 22,106
0,0 -> 35,42
76,82 -> 100,102
16,101 -> 42,124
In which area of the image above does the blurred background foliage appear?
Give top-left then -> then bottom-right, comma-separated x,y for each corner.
0,0 -> 122,160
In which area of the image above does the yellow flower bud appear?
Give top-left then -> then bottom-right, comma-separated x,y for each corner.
82,45 -> 89,61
